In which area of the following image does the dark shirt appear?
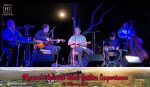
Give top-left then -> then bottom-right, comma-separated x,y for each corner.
118,27 -> 135,40
2,28 -> 27,47
104,38 -> 120,49
34,30 -> 48,41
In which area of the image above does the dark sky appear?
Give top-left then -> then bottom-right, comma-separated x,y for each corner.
1,0 -> 150,62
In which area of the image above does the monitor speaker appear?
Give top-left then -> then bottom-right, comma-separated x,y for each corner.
32,54 -> 55,66
88,54 -> 104,67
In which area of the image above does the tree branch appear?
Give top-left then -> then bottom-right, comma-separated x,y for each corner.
90,3 -> 104,26
82,3 -> 116,35
94,4 -> 116,27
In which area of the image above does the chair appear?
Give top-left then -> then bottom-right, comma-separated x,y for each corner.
69,48 -> 82,66
101,41 -> 123,67
0,46 -> 13,66
68,48 -> 89,67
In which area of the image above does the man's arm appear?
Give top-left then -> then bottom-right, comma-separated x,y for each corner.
17,30 -> 29,42
103,39 -> 115,50
34,31 -> 41,40
68,36 -> 76,46
2,30 -> 13,42
116,39 -> 120,49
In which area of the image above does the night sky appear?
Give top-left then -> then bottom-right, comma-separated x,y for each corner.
1,0 -> 150,64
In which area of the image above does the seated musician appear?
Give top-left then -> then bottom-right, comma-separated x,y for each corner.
2,19 -> 29,66
68,27 -> 93,66
33,24 -> 61,54
103,32 -> 122,62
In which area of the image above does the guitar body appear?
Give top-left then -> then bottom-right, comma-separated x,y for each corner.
34,39 -> 65,49
36,42 -> 45,49
70,41 -> 91,49
71,44 -> 80,49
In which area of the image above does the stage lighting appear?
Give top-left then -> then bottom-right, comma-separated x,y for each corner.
125,56 -> 141,63
58,10 -> 66,19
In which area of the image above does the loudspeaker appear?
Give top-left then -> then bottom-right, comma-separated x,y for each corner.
33,54 -> 54,62
88,54 -> 104,61
32,54 -> 55,66
88,54 -> 104,67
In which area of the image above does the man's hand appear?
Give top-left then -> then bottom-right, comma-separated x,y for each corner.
56,39 -> 61,43
116,46 -> 119,49
28,37 -> 32,41
109,46 -> 114,49
75,42 -> 79,45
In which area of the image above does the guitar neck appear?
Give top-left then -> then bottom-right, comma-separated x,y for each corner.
75,41 -> 91,45
35,39 -> 65,43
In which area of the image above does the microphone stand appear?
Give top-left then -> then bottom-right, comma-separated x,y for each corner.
51,29 -> 54,46
24,26 -> 30,66
83,30 -> 100,54
50,27 -> 57,66
91,31 -> 100,54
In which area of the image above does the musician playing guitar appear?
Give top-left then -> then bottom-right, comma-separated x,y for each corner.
68,27 -> 93,66
33,24 -> 62,54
